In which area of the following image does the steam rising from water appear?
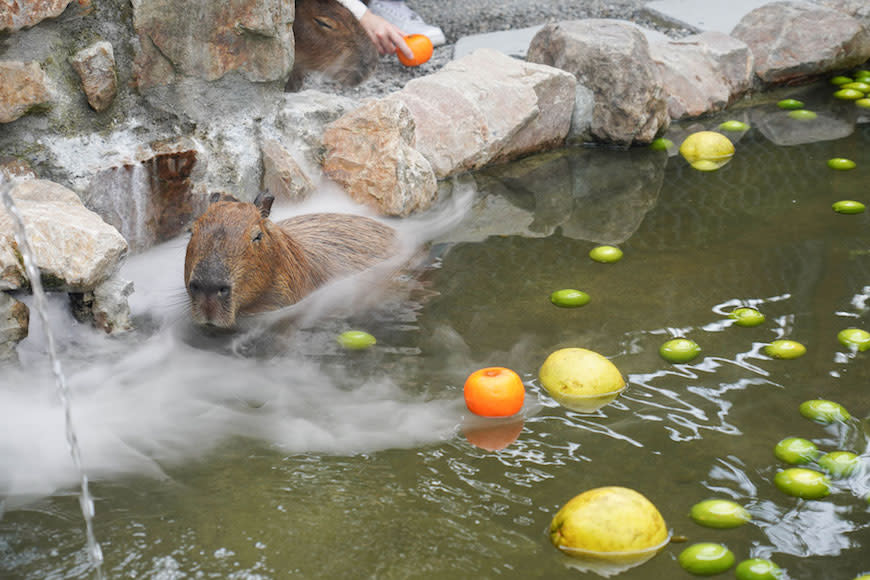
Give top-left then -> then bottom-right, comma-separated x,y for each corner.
0,183 -> 474,507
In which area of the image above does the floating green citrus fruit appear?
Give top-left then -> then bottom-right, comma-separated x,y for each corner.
799,399 -> 851,424
337,330 -> 377,350
735,558 -> 784,580
774,468 -> 831,499
660,338 -> 701,364
832,200 -> 866,214
842,81 -> 870,93
828,158 -> 857,170
777,98 -> 805,109
764,339 -> 806,359
854,70 -> 870,80
729,307 -> 765,327
589,245 -> 623,263
837,328 -> 870,351
856,98 -> 870,109
774,437 -> 819,465
834,88 -> 864,100
550,289 -> 591,308
719,120 -> 750,132
678,543 -> 735,576
650,137 -> 674,151
689,499 -> 751,529
788,109 -> 817,120
679,131 -> 735,171
549,486 -> 669,557
831,76 -> 853,85
818,451 -> 860,478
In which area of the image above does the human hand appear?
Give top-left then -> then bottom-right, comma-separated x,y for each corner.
359,10 -> 414,60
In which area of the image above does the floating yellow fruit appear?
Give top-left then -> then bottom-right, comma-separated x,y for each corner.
856,98 -> 870,109
818,451 -> 860,478
735,558 -> 784,580
679,131 -> 735,171
589,245 -> 623,263
337,330 -> 376,350
549,486 -> 669,558
788,109 -> 817,120
832,200 -> 866,214
729,307 -> 765,327
777,98 -> 805,109
774,468 -> 831,499
828,157 -> 856,170
834,88 -> 863,100
837,328 -> 870,350
689,499 -> 750,529
659,338 -> 701,364
550,289 -> 591,308
774,437 -> 819,465
539,347 -> 625,412
678,543 -> 735,576
719,120 -> 750,132
764,339 -> 806,359
799,399 -> 851,424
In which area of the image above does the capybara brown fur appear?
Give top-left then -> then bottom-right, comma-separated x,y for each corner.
287,0 -> 379,92
184,193 -> 397,329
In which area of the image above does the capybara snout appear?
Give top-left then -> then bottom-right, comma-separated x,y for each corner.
184,194 -> 397,329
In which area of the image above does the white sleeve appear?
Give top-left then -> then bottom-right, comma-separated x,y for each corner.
334,0 -> 368,20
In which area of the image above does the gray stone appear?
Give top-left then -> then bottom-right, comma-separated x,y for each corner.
0,292 -> 28,363
732,1 -> 870,85
0,0 -> 73,33
261,139 -> 315,203
752,107 -> 854,146
69,273 -> 133,334
0,61 -> 52,123
70,41 -> 118,112
818,0 -> 870,31
527,19 -> 670,145
273,90 -> 361,168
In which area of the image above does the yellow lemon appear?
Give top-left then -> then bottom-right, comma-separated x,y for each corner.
550,486 -> 669,557
539,348 -> 625,397
679,131 -> 735,169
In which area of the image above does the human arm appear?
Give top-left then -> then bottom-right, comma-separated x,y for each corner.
334,0 -> 414,59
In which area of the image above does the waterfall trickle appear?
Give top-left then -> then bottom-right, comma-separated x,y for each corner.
0,177 -> 104,577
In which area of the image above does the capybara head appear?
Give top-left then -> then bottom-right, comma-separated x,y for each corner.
287,0 -> 379,91
184,193 -> 289,329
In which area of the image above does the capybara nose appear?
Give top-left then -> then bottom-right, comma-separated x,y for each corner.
188,279 -> 231,299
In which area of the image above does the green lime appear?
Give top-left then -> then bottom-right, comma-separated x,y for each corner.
729,307 -> 765,327
842,82 -> 870,93
854,70 -> 870,80
788,109 -> 817,120
831,75 -> 853,85
689,499 -> 751,529
832,200 -> 866,214
828,158 -> 856,170
549,289 -> 590,308
777,98 -> 805,109
735,558 -> 784,580
764,339 -> 806,359
857,98 -> 870,109
588,245 -> 623,263
774,437 -> 819,465
799,399 -> 851,424
719,120 -> 750,132
834,88 -> 864,100
837,328 -> 870,351
774,468 -> 831,499
337,330 -> 377,350
818,451 -> 860,478
659,338 -> 701,364
650,137 -> 674,151
854,576 -> 870,580
678,543 -> 735,576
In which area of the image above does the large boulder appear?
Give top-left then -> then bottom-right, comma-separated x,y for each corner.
527,19 -> 670,145
390,49 -> 576,178
0,179 -> 128,292
70,41 -> 118,112
322,98 -> 437,217
260,138 -> 315,203
732,1 -> 870,85
819,0 -> 870,30
0,0 -> 73,32
0,61 -> 52,123
131,0 -> 295,89
647,30 -> 754,119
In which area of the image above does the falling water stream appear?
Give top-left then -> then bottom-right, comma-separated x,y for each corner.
0,178 -> 104,578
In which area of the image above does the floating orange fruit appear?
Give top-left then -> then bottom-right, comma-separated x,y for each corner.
463,367 -> 525,417
397,34 -> 433,67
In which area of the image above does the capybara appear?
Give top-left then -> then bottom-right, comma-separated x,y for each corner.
184,192 -> 397,329
287,0 -> 379,92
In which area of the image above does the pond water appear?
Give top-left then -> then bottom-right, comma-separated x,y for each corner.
2,83 -> 869,579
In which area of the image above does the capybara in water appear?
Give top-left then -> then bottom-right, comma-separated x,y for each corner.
287,0 -> 379,92
184,192 -> 397,329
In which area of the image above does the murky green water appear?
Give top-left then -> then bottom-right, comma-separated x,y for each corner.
2,83 -> 869,579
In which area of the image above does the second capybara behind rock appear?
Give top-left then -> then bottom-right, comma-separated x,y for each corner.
184,192 -> 397,329
287,0 -> 379,91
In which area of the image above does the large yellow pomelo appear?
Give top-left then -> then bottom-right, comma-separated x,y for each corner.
550,486 -> 669,557
539,348 -> 625,397
679,131 -> 735,170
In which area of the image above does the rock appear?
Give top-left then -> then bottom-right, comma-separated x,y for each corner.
0,61 -> 52,123
81,140 -> 207,252
322,98 -> 437,217
732,2 -> 870,85
131,0 -> 295,89
0,179 -> 128,292
261,139 -> 315,203
527,19 -> 670,145
390,48 -> 575,178
819,0 -> 870,30
69,41 -> 118,112
569,84 -> 596,143
647,31 -> 753,119
273,90 -> 361,168
752,107 -> 854,146
0,0 -> 73,33
1,158 -> 37,181
0,292 -> 28,363
69,273 -> 133,333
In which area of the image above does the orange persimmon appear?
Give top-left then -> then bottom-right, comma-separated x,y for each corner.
397,34 -> 433,67
463,367 -> 525,417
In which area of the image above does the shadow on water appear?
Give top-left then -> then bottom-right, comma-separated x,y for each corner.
2,83 -> 870,578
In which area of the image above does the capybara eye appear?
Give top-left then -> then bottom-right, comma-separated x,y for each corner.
314,17 -> 335,30
252,230 -> 263,243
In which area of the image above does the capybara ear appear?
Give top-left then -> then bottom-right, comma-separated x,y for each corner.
254,191 -> 275,218
209,191 -> 241,204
